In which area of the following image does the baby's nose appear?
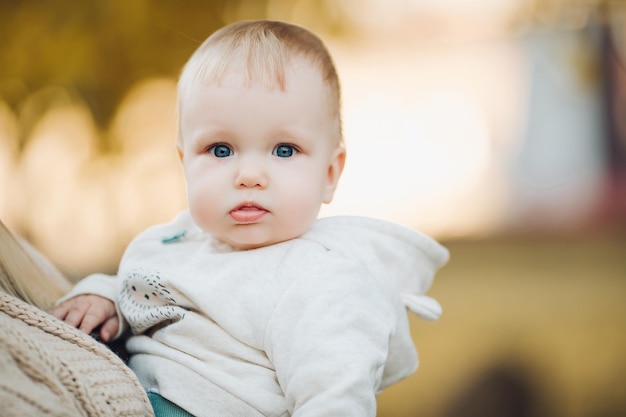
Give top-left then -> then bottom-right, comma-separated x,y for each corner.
235,161 -> 268,189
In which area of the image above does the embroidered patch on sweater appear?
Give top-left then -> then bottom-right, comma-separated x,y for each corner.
119,268 -> 186,334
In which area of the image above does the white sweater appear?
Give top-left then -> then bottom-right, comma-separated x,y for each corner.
67,211 -> 448,417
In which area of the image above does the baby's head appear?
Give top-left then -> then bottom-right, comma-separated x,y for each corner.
178,20 -> 342,147
176,20 -> 346,249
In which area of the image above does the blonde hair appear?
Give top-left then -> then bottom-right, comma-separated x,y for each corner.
177,20 -> 343,145
0,221 -> 71,311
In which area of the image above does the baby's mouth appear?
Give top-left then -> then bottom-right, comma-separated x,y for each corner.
230,204 -> 268,223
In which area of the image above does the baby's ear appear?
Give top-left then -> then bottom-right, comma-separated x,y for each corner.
323,147 -> 346,204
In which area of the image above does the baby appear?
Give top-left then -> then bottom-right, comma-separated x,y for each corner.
54,20 -> 449,417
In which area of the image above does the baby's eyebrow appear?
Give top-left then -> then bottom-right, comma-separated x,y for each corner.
187,128 -> 230,145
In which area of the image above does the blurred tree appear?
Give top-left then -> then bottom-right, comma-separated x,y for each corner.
0,0 -> 258,141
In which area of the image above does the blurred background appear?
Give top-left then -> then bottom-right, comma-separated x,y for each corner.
1,0 -> 625,416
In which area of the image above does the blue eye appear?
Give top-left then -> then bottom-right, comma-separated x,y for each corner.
209,144 -> 233,158
273,144 -> 297,158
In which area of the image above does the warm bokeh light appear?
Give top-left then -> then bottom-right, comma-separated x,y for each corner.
15,79 -> 186,276
318,28 -> 528,238
0,101 -> 19,227
322,87 -> 498,237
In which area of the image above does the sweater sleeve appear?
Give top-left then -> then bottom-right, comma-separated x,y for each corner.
264,257 -> 396,417
57,273 -> 128,340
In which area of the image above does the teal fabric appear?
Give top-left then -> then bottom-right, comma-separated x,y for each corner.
148,392 -> 195,417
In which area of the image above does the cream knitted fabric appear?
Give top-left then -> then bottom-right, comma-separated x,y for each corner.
0,292 -> 154,417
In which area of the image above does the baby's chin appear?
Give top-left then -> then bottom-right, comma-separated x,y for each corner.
223,233 -> 303,251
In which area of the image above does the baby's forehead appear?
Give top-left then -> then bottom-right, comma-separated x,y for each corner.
191,52 -> 323,91
179,59 -> 336,113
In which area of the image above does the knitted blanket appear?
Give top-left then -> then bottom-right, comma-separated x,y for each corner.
0,292 -> 154,417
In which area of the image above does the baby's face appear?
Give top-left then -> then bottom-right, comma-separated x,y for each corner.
178,57 -> 344,249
